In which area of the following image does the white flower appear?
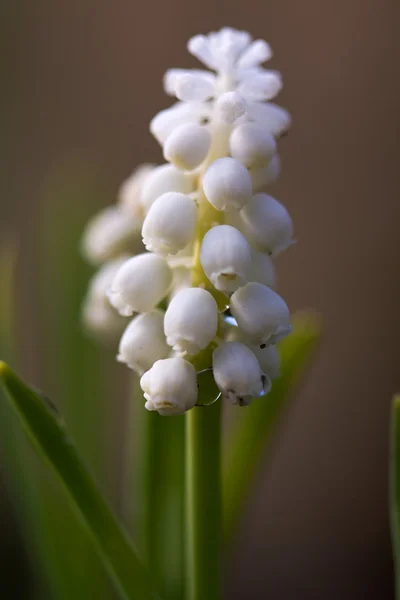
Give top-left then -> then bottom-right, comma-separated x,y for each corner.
164,69 -> 216,102
202,157 -> 252,211
117,310 -> 169,375
230,282 -> 292,346
212,341 -> 270,406
140,164 -> 194,213
142,192 -> 197,256
164,287 -> 218,354
250,250 -> 276,288
82,257 -> 129,340
163,123 -> 211,171
225,322 -> 280,379
81,206 -> 143,266
150,101 -> 211,145
200,225 -> 252,293
255,345 -> 280,379
108,253 -> 173,316
214,92 -> 247,124
250,154 -> 280,192
229,122 -> 276,168
117,164 -> 155,220
240,193 -> 294,256
140,357 -> 198,415
245,102 -> 291,138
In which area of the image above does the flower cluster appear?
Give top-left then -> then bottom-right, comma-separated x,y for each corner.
81,27 -> 294,414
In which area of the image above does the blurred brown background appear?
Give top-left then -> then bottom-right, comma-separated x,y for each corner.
1,0 -> 400,598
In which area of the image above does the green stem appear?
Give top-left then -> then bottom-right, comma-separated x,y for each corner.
185,401 -> 222,600
136,406 -> 162,566
390,395 -> 400,599
131,376 -> 185,600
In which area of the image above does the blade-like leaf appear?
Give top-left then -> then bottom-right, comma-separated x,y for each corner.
390,395 -> 400,599
223,312 -> 320,544
37,166 -> 116,599
0,362 -> 156,600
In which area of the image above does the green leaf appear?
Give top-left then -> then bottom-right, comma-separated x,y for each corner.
36,166 -> 115,599
390,395 -> 400,599
0,362 -> 156,600
223,311 -> 320,545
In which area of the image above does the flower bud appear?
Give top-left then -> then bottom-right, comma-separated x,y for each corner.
150,101 -> 210,144
225,323 -> 280,379
117,310 -> 169,375
200,225 -> 252,293
81,206 -> 143,266
230,282 -> 291,345
214,92 -> 247,124
141,357 -> 198,415
164,287 -> 218,355
255,345 -> 280,379
82,257 -> 129,340
250,154 -> 280,192
247,102 -> 291,138
164,69 -> 216,102
230,122 -> 276,168
140,164 -> 194,213
163,123 -> 211,171
202,157 -> 252,211
250,250 -> 276,288
108,253 -> 172,316
117,164 -> 154,219
236,39 -> 272,69
142,192 -> 197,256
212,341 -> 270,406
240,193 -> 294,256
238,71 -> 282,101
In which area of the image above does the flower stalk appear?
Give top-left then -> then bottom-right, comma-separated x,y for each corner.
186,401 -> 222,600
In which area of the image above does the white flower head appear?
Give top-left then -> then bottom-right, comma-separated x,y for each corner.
202,157 -> 252,211
164,287 -> 218,355
200,225 -> 253,293
108,253 -> 173,316
117,310 -> 169,375
212,341 -> 270,406
142,192 -> 197,256
81,206 -> 143,266
81,28 -> 296,413
230,282 -> 292,346
141,357 -> 198,415
240,193 -> 294,256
